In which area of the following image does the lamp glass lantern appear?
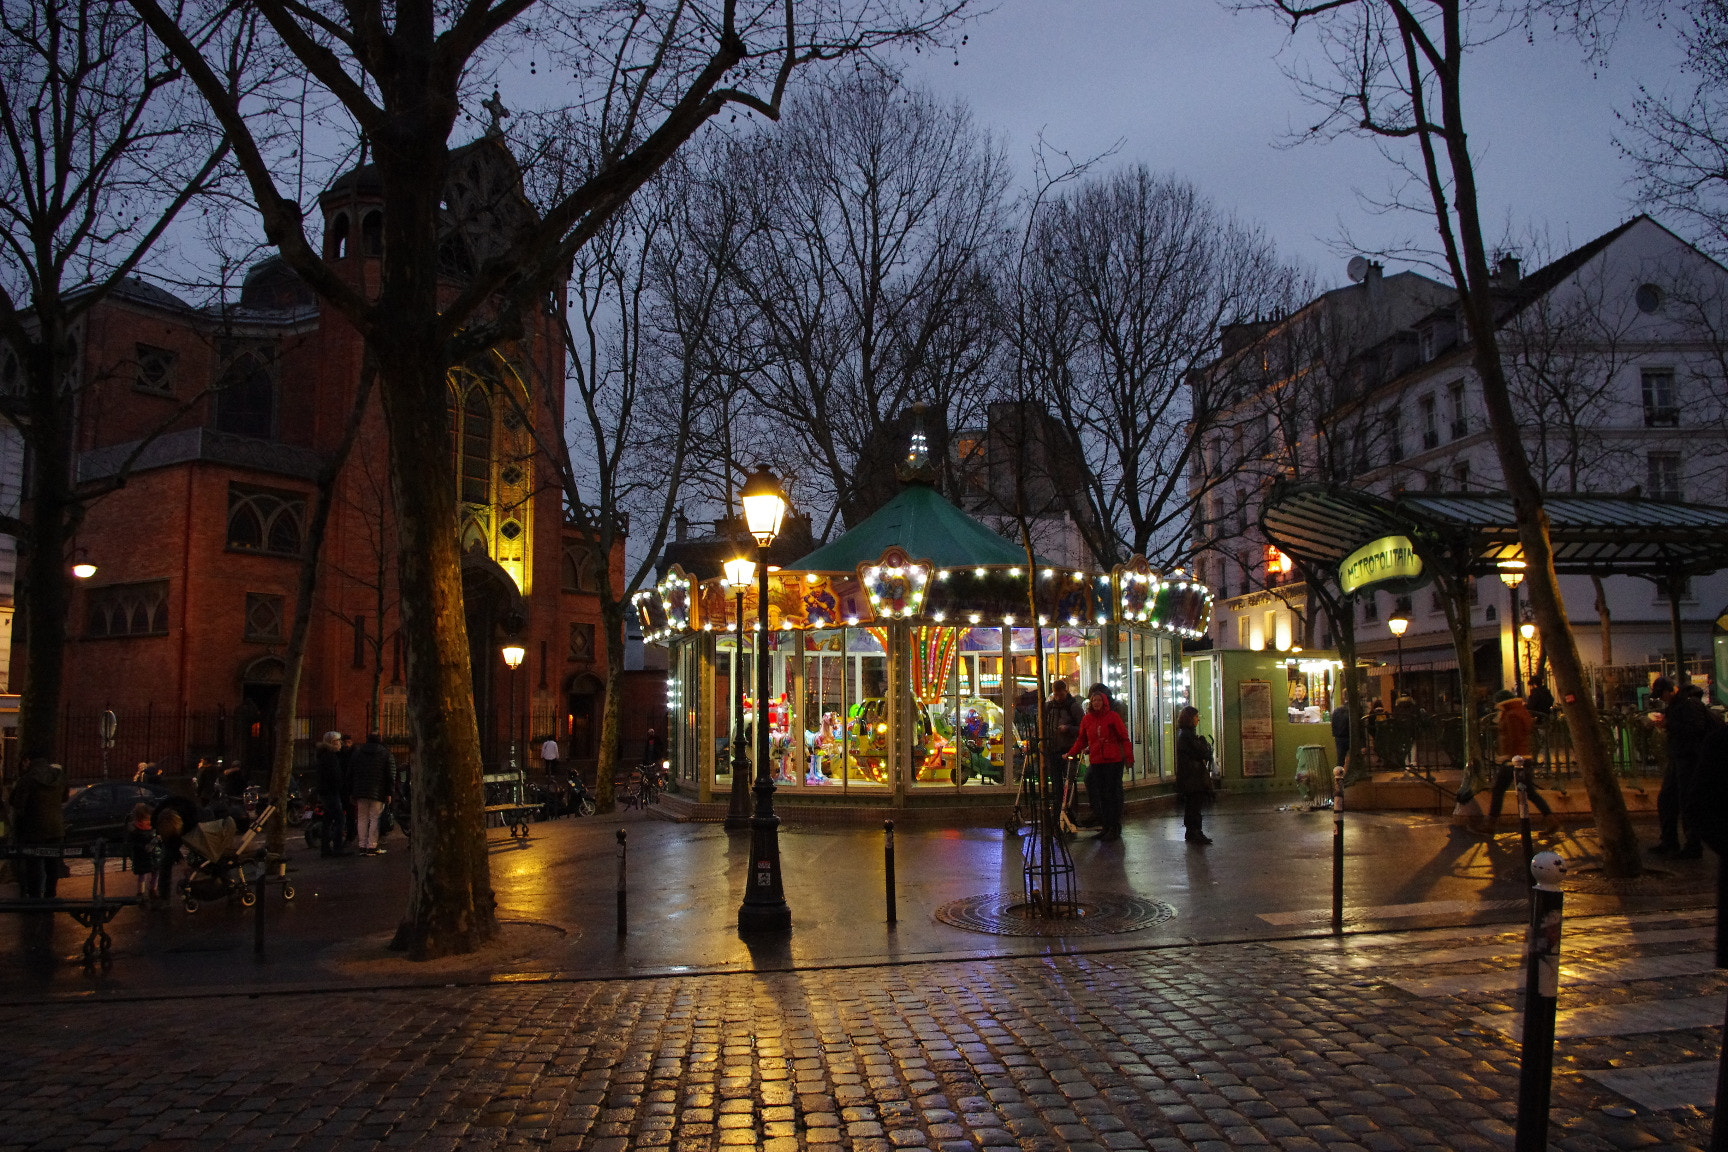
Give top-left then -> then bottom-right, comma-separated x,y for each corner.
740,466 -> 788,546
1385,613 -> 1410,638
1497,560 -> 1526,588
723,556 -> 756,589
501,644 -> 526,669
71,562 -> 97,579
1519,622 -> 1537,642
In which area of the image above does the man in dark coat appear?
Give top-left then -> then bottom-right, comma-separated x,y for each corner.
1662,682 -> 1723,859
1042,680 -> 1084,783
348,735 -> 394,856
9,758 -> 67,897
1330,703 -> 1352,771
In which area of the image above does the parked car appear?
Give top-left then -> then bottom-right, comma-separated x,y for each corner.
61,780 -> 172,843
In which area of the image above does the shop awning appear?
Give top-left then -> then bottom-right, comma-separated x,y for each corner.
1262,482 -> 1728,584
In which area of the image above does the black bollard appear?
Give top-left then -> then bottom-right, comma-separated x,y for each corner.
1516,758 -> 1534,865
1331,766 -> 1345,936
884,820 -> 897,926
1711,848 -> 1728,1152
615,828 -> 627,937
1515,851 -> 1566,1152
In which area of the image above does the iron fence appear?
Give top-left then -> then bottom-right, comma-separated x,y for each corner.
53,705 -> 336,783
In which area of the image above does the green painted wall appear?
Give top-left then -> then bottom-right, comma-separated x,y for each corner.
1184,650 -> 1342,794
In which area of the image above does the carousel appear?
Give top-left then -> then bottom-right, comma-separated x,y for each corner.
638,474 -> 1214,813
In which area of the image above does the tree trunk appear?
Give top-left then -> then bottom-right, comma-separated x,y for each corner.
595,600 -> 626,811
17,335 -> 75,764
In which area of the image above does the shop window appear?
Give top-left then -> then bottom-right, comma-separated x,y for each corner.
227,483 -> 306,556
1286,660 -> 1336,723
135,344 -> 176,394
245,593 -> 284,643
87,580 -> 169,638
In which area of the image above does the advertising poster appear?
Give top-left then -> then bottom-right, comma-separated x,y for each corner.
1239,679 -> 1276,778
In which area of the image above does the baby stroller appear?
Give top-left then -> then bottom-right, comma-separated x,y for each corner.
178,806 -> 294,911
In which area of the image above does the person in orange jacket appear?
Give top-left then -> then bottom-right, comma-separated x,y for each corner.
1069,683 -> 1132,841
1483,690 -> 1552,835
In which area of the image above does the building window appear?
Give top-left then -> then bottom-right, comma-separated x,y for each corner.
1385,408 -> 1404,464
1452,459 -> 1471,491
562,548 -> 603,593
228,484 -> 306,556
214,349 -> 276,438
569,621 -> 595,663
135,344 -> 176,394
1361,595 -> 1378,623
449,377 -> 493,506
245,593 -> 285,643
1635,283 -> 1665,314
1419,394 -> 1439,450
87,581 -> 169,638
1447,381 -> 1467,439
1647,451 -> 1683,500
1642,369 -> 1678,428
352,614 -> 366,667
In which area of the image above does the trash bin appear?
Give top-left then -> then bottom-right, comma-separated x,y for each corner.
1295,744 -> 1328,805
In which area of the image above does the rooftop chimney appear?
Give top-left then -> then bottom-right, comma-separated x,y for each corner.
1494,253 -> 1521,286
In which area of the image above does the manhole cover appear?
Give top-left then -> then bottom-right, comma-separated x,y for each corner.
935,892 -> 1175,937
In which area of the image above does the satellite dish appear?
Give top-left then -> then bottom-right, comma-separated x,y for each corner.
1346,256 -> 1369,283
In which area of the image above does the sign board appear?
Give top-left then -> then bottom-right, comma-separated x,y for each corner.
1339,535 -> 1423,596
1238,680 -> 1275,778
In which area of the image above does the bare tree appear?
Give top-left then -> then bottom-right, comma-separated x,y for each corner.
718,71 -> 1010,535
1625,0 -> 1728,258
130,0 -> 972,957
0,0 -> 237,765
1020,165 -> 1297,568
1251,0 -> 1642,874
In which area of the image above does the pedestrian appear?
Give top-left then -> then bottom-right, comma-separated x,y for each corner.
1330,702 -> 1352,771
1068,683 -> 1131,841
1657,681 -> 1723,858
1692,720 -> 1728,855
8,757 -> 68,898
1175,706 -> 1214,845
315,731 -> 349,857
1042,679 -> 1084,781
348,734 -> 394,856
125,802 -> 155,899
540,733 -> 561,776
194,757 -> 220,806
150,792 -> 198,906
1481,690 -> 1553,835
1526,675 -> 1555,719
642,728 -> 664,767
338,734 -> 357,843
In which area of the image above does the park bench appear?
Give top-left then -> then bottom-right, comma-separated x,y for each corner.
0,840 -> 139,965
482,768 -> 536,841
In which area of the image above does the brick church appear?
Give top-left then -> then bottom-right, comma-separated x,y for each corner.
34,138 -> 623,780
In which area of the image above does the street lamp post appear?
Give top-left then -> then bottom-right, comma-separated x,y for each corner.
1499,560 -> 1527,696
737,465 -> 791,933
1386,610 -> 1409,701
722,555 -> 756,830
501,643 -> 526,770
1520,621 -> 1537,689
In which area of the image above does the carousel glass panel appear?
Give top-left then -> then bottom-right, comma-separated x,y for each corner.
712,629 -> 751,791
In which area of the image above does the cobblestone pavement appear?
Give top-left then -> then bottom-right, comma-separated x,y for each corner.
1,909 -> 1718,1152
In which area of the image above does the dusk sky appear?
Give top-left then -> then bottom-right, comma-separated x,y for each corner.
900,0 -> 1689,283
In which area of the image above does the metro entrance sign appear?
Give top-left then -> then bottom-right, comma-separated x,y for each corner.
1339,535 -> 1423,596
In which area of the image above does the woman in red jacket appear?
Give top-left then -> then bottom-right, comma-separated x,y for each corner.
1069,683 -> 1132,841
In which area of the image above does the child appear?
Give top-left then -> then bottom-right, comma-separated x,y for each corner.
125,802 -> 154,900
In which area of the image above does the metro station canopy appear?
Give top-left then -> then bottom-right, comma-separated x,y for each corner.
1262,482 -> 1728,591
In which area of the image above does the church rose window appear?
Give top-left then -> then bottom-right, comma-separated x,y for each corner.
86,580 -> 169,638
227,483 -> 306,557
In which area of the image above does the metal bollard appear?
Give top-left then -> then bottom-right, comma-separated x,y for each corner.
884,820 -> 897,926
1515,851 -> 1567,1152
615,828 -> 627,937
1515,757 -> 1534,865
1712,847 -> 1728,1152
1331,766 -> 1345,936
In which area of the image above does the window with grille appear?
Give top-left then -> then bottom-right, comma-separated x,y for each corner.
87,581 -> 169,638
228,484 -> 306,556
448,374 -> 495,506
1642,369 -> 1678,428
245,593 -> 285,642
135,344 -> 176,394
214,348 -> 276,438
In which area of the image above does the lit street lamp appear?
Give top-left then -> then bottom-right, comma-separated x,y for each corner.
1386,609 -> 1409,700
1499,560 -> 1527,696
1520,620 -> 1537,689
738,464 -> 791,933
501,642 -> 526,771
722,554 -> 756,830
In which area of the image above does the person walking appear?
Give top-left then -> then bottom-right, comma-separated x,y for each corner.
349,735 -> 395,855
314,731 -> 349,858
8,757 -> 67,897
1658,681 -> 1723,858
1068,683 -> 1131,841
1481,690 -> 1553,835
1175,706 -> 1214,845
540,734 -> 561,776
1330,702 -> 1352,772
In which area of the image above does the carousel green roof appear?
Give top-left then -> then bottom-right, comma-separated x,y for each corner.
792,482 -> 1037,571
